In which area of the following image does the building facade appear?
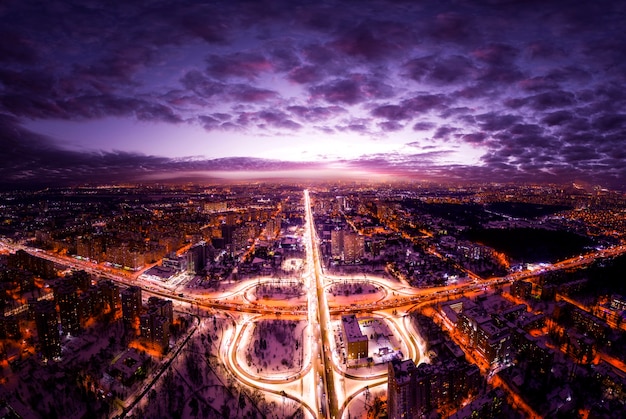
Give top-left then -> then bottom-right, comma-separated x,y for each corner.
35,299 -> 61,360
341,314 -> 368,360
121,286 -> 142,329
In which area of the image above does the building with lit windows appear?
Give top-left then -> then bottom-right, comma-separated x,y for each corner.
98,279 -> 121,314
449,388 -> 505,419
331,230 -> 365,263
186,242 -> 207,274
140,297 -> 173,352
510,280 -> 532,299
457,306 -> 512,365
147,297 -> 173,324
9,249 -> 55,279
341,314 -> 368,360
388,359 -> 417,419
57,281 -> 80,336
35,299 -> 61,360
388,358 -> 481,418
121,286 -> 142,329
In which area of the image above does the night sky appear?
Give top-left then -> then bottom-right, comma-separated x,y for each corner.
1,0 -> 626,189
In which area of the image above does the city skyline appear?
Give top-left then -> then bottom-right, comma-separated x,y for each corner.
2,182 -> 626,417
1,0 -> 626,190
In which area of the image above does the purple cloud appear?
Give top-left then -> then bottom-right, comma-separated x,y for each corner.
461,133 -> 487,144
1,0 -> 626,190
412,122 -> 436,131
429,12 -> 474,44
310,79 -> 363,105
472,43 -> 519,65
433,125 -> 458,140
330,22 -> 406,61
378,120 -> 404,132
287,105 -> 345,122
288,65 -> 326,84
256,110 -> 302,130
180,71 -> 226,99
0,30 -> 39,65
403,55 -> 478,85
309,74 -> 394,105
206,53 -> 274,80
372,105 -> 411,121
228,85 -> 279,103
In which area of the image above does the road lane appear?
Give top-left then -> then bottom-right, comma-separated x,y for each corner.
303,189 -> 338,419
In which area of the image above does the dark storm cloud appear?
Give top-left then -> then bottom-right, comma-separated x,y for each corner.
506,90 -> 577,111
310,79 -> 365,105
182,69 -> 280,104
267,46 -> 302,73
176,6 -> 230,44
475,61 -> 526,87
518,77 -> 560,92
288,65 -> 327,84
300,43 -> 338,67
0,30 -> 39,65
541,110 -> 574,127
206,53 -> 274,80
330,22 -> 406,61
404,55 -> 477,85
592,114 -> 626,132
0,90 -> 183,124
73,45 -> 157,85
0,68 -> 54,96
525,41 -> 565,60
472,43 -> 519,66
372,94 -> 453,126
65,95 -> 183,123
180,71 -> 226,99
403,94 -> 450,113
1,0 -> 626,189
544,66 -> 591,84
428,12 -> 475,44
475,113 -> 522,132
373,95 -> 450,127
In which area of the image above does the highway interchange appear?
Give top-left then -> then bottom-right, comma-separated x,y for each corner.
2,190 -> 626,419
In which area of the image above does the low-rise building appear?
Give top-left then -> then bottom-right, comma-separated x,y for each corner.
341,314 -> 368,360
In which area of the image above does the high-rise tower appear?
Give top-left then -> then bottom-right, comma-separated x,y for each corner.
35,299 -> 61,360
57,281 -> 81,336
121,286 -> 142,329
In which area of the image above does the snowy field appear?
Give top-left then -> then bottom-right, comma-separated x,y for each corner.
240,319 -> 307,378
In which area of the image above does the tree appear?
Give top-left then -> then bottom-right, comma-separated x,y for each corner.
189,397 -> 199,417
367,396 -> 386,419
221,403 -> 230,419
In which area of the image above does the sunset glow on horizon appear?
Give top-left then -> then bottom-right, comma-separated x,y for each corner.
1,0 -> 625,189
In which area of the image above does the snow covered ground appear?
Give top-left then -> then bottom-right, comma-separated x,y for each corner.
239,319 -> 307,378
